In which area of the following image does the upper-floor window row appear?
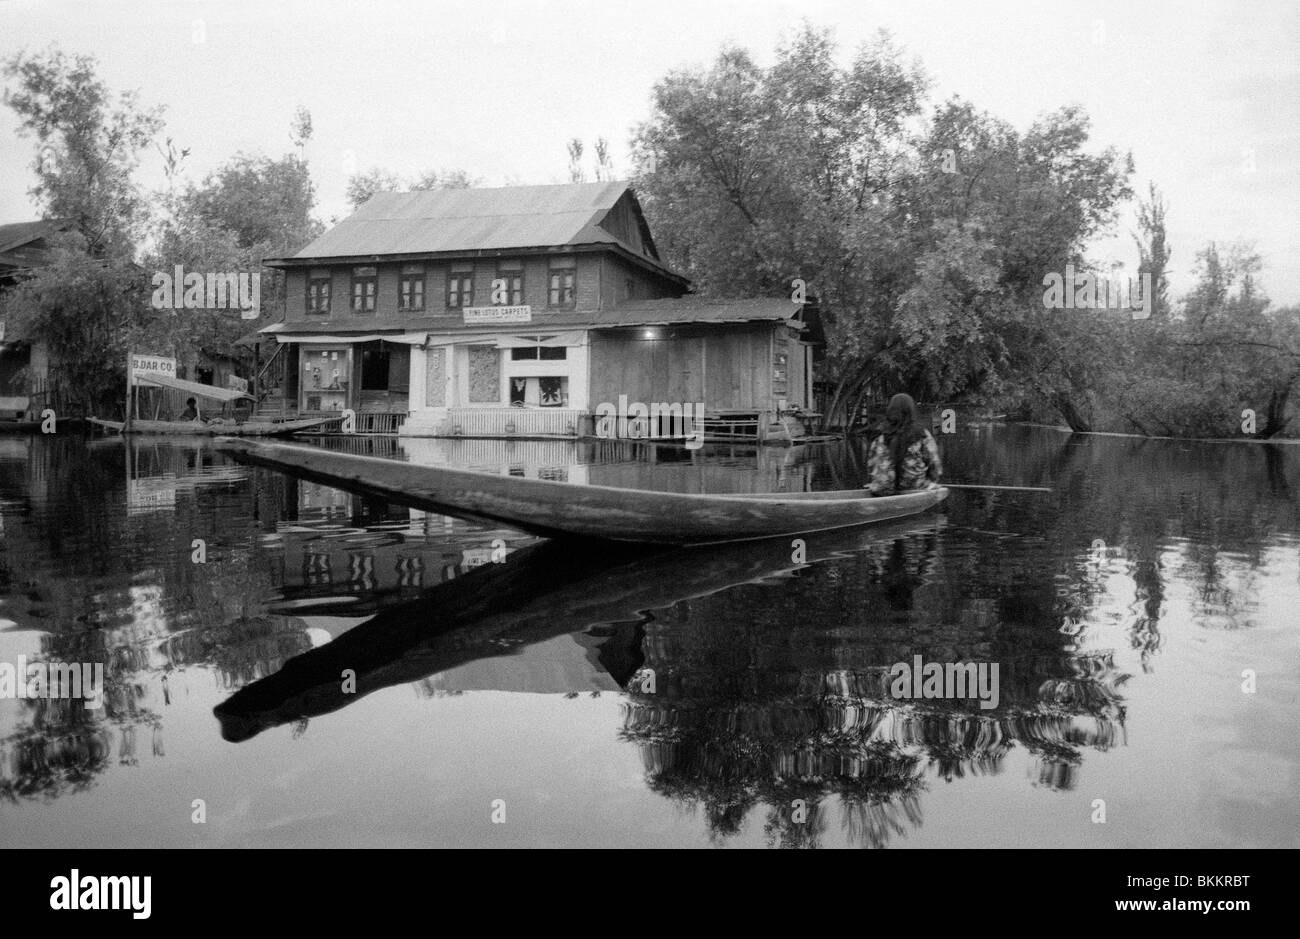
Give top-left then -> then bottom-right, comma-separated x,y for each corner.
304,258 -> 583,315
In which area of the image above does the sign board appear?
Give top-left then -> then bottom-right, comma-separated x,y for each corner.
226,374 -> 249,394
131,354 -> 177,381
462,305 -> 532,325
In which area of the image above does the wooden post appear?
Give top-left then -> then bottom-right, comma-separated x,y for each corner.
125,352 -> 133,432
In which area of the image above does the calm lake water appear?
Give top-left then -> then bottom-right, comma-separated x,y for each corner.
1,425 -> 1297,848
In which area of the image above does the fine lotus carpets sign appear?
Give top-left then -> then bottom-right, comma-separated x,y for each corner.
462,305 -> 532,325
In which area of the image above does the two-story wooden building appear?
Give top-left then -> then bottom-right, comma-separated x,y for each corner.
259,181 -> 817,441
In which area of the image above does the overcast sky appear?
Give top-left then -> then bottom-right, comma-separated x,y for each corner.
2,0 -> 1297,303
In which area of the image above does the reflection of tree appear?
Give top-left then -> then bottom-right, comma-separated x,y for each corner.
0,439 -> 313,801
935,425 -> 1297,664
620,520 -> 1130,846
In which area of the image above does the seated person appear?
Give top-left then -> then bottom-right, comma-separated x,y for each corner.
178,397 -> 200,421
866,393 -> 943,494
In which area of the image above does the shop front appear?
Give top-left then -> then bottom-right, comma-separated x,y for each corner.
403,331 -> 589,437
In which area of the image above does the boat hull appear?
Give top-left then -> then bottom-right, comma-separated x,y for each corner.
89,417 -> 333,437
0,420 -> 41,434
220,439 -> 948,545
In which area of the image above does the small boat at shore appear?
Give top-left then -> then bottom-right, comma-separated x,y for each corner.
89,417 -> 335,437
220,438 -> 948,544
0,419 -> 41,434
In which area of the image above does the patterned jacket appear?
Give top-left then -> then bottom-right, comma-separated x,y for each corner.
867,429 -> 943,494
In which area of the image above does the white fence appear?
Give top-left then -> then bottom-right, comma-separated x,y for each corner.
446,407 -> 586,437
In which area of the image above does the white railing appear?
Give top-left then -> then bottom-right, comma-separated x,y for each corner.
446,407 -> 585,437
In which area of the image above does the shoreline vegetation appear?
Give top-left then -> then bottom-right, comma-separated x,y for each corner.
961,419 -> 1300,445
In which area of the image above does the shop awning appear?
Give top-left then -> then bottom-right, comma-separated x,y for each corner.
135,373 -> 253,403
494,332 -> 585,348
273,333 -> 429,346
423,331 -> 586,349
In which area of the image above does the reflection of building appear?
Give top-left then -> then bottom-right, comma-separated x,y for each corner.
259,182 -> 820,440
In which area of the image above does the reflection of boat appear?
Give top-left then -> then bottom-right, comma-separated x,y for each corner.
214,518 -> 941,741
220,439 -> 948,544
0,420 -> 40,434
89,417 -> 334,437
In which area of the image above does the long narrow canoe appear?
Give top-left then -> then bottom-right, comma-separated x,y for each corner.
219,438 -> 948,545
89,416 -> 335,437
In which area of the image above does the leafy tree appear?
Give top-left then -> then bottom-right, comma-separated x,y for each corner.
411,167 -> 478,191
140,115 -> 324,375
1,48 -> 163,414
632,24 -> 1131,429
187,151 -> 321,255
345,166 -> 479,208
1133,183 -> 1171,320
3,48 -> 163,258
345,167 -> 403,208
1113,243 -> 1299,437
566,138 -> 585,183
0,234 -> 146,415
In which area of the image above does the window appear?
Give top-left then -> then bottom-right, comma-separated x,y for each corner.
307,270 -> 331,315
539,377 -> 566,407
399,264 -> 425,311
507,376 -> 569,407
448,268 -> 474,308
548,264 -> 576,308
351,266 -> 377,313
495,261 -> 523,305
509,345 -> 567,361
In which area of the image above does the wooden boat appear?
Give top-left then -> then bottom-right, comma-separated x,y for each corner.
0,420 -> 40,434
220,438 -> 948,545
89,416 -> 334,437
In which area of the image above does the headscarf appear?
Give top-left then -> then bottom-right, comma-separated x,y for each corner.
883,393 -> 927,488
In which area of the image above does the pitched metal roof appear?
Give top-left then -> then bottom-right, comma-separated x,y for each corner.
287,181 -> 646,257
0,220 -> 57,255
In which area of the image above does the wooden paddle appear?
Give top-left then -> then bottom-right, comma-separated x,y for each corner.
944,483 -> 1053,492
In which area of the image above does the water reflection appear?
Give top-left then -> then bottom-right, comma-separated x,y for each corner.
1,428 -> 1298,848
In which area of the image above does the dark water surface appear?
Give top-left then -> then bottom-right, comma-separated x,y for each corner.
1,426 -> 1296,848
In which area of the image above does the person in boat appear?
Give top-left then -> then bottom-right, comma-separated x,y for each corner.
866,393 -> 942,495
179,397 -> 200,421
